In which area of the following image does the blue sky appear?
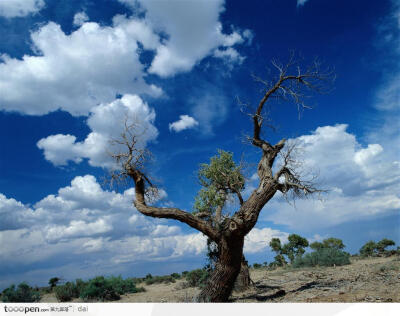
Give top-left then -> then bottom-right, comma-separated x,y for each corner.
0,0 -> 399,289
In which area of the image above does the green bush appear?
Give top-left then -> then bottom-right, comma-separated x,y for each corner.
1,283 -> 41,302
80,276 -> 120,301
185,269 -> 209,288
253,263 -> 262,269
79,276 -> 144,302
170,273 -> 181,279
145,275 -> 176,285
55,282 -> 79,302
293,248 -> 350,268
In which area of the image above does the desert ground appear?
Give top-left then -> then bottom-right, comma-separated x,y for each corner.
40,256 -> 399,303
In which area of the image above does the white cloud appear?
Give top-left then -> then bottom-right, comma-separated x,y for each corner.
169,115 -> 199,133
0,0 -> 44,18
37,94 -> 158,168
73,12 -> 89,27
261,124 -> 400,231
0,18 -> 162,116
297,0 -> 309,6
244,228 -> 289,254
120,0 -> 247,77
0,1 -> 250,116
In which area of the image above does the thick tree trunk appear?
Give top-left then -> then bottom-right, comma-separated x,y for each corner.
234,257 -> 251,291
198,236 -> 244,302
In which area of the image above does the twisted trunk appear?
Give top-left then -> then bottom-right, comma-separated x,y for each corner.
198,235 -> 244,302
234,257 -> 251,291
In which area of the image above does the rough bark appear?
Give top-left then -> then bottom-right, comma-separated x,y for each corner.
234,257 -> 251,291
198,236 -> 244,302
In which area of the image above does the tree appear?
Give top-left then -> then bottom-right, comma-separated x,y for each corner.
359,240 -> 377,257
376,238 -> 395,255
269,234 -> 308,265
322,237 -> 345,250
110,53 -> 334,302
310,241 -> 323,251
48,277 -> 60,290
193,150 -> 251,291
310,237 -> 345,251
281,234 -> 309,263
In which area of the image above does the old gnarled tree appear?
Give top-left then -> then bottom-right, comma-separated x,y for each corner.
110,55 -> 334,302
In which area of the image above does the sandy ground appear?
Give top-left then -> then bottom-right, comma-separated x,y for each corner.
40,256 -> 400,303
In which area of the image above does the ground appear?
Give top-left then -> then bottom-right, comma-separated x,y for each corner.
40,256 -> 400,303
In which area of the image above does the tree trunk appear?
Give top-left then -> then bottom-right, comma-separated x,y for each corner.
234,257 -> 251,291
198,236 -> 244,302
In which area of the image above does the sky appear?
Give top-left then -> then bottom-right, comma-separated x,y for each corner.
0,0 -> 399,289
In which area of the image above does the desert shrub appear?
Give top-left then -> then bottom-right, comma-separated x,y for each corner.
48,277 -> 60,289
253,263 -> 262,269
55,282 -> 79,302
80,276 -> 120,301
1,283 -> 41,302
145,275 -> 176,285
293,248 -> 350,268
185,269 -> 209,288
170,273 -> 181,279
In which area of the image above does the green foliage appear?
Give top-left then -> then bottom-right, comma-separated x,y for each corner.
145,275 -> 176,285
310,241 -> 323,251
170,273 -> 181,279
376,238 -> 395,254
293,248 -> 350,268
269,234 -> 309,264
79,276 -> 144,302
322,237 -> 345,250
1,283 -> 41,302
197,150 -> 245,193
273,254 -> 287,266
48,277 -> 60,289
360,241 -> 377,257
55,282 -> 79,302
253,263 -> 262,269
269,238 -> 282,253
185,269 -> 209,288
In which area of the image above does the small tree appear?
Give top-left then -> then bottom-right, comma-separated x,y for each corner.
376,238 -> 395,255
311,237 -> 345,251
110,53 -> 334,301
193,150 -> 251,290
281,234 -> 309,263
48,277 -> 60,290
360,241 -> 377,257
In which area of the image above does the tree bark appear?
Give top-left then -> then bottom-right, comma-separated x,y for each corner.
234,257 -> 251,292
198,236 -> 244,302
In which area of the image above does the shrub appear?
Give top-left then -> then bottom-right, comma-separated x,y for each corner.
185,269 -> 209,288
48,277 -> 60,289
253,263 -> 262,269
145,275 -> 176,285
1,283 -> 41,302
80,276 -> 120,301
170,273 -> 181,279
293,248 -> 350,268
55,282 -> 79,302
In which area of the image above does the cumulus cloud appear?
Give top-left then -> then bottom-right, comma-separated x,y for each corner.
0,18 -> 162,116
0,1 -> 250,116
119,0 -> 248,77
73,12 -> 89,27
0,173 -> 292,285
169,115 -> 199,133
244,228 -> 289,254
260,124 -> 400,231
0,0 -> 44,18
37,94 -> 158,168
